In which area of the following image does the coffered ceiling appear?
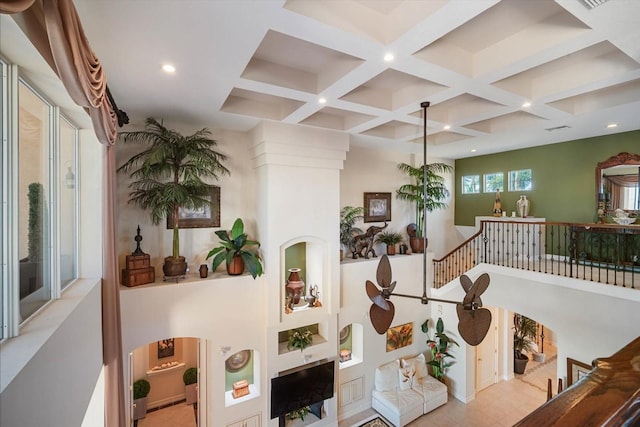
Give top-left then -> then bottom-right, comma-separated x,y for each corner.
72,0 -> 640,159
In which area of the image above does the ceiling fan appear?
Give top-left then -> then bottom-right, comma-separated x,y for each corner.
365,101 -> 492,346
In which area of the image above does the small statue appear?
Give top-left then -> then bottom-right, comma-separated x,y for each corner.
351,222 -> 388,259
305,285 -> 319,307
493,191 -> 502,217
132,225 -> 146,255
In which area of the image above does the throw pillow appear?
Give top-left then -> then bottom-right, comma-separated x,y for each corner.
398,366 -> 415,391
401,353 -> 429,379
374,359 -> 400,391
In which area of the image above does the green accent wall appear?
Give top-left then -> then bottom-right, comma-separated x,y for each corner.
454,130 -> 639,226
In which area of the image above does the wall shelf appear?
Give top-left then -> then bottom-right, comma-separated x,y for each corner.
146,361 -> 185,376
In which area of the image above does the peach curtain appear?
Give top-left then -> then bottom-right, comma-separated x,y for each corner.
2,2 -> 125,426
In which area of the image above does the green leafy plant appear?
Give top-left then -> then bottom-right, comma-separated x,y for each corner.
286,406 -> 310,420
183,367 -> 197,385
513,313 -> 537,359
422,317 -> 458,380
287,328 -> 313,352
118,118 -> 230,261
396,162 -> 453,237
375,230 -> 404,246
133,379 -> 151,400
207,218 -> 263,278
339,206 -> 364,249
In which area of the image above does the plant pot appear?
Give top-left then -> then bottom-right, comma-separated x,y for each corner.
133,397 -> 148,420
386,245 -> 396,255
227,254 -> 245,275
514,353 -> 529,374
163,256 -> 187,277
409,236 -> 427,253
533,352 -> 546,363
185,383 -> 198,405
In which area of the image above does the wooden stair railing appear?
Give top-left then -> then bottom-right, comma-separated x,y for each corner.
515,336 -> 640,426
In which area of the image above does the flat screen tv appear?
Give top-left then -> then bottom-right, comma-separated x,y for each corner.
270,360 -> 335,419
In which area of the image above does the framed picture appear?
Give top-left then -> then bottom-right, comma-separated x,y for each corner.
386,322 -> 413,352
167,185 -> 220,229
567,357 -> 592,386
157,338 -> 175,359
364,192 -> 391,223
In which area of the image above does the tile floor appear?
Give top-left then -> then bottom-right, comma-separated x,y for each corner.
136,349 -> 557,427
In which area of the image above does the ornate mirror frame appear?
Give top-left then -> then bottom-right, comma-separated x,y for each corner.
595,152 -> 640,213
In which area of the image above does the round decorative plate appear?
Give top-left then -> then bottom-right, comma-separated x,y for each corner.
225,350 -> 251,373
339,325 -> 351,344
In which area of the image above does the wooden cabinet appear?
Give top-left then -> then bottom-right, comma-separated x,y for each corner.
339,376 -> 364,408
227,413 -> 260,427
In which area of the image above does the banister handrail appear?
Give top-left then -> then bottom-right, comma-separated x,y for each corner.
432,220 -> 639,289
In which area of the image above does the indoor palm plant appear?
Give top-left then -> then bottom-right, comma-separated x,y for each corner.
513,313 -> 537,374
375,230 -> 404,255
118,117 -> 230,277
339,206 -> 364,259
206,218 -> 263,278
396,162 -> 452,253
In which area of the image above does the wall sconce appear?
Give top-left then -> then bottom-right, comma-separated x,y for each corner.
65,161 -> 75,189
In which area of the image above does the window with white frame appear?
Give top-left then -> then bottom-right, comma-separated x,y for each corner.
509,169 -> 532,192
484,172 -> 504,193
0,67 -> 79,339
461,175 -> 480,194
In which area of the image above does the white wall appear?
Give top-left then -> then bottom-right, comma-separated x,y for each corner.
433,264 -> 640,402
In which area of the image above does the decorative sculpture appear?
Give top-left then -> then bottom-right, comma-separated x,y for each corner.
351,223 -> 388,259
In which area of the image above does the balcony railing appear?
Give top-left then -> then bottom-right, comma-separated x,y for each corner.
433,220 -> 640,289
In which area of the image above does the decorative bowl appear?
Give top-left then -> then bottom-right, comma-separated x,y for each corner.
613,217 -> 637,225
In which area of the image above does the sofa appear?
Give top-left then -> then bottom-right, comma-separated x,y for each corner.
371,354 -> 448,426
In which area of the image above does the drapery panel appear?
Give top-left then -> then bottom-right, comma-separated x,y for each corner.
2,2 -> 125,426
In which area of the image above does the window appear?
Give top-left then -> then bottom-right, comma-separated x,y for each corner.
509,169 -> 532,192
0,65 -> 80,340
461,175 -> 480,194
59,117 -> 78,289
18,80 -> 52,320
484,172 -> 504,193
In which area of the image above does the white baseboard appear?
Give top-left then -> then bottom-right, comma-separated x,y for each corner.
148,393 -> 185,410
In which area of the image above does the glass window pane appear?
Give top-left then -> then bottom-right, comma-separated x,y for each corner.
484,173 -> 504,193
59,118 -> 77,289
0,60 -> 6,340
18,80 -> 52,320
509,169 -> 532,192
461,175 -> 480,194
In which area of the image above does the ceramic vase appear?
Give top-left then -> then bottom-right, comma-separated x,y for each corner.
285,268 -> 304,310
516,195 -> 530,218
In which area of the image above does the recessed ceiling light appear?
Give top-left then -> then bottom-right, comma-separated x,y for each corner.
443,125 -> 451,130
318,97 -> 327,104
607,123 -> 618,128
162,64 -> 176,73
522,102 -> 531,108
471,149 -> 477,153
384,53 -> 394,62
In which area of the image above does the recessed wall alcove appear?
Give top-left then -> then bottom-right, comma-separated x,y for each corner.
338,323 -> 364,369
280,237 -> 329,323
224,349 -> 261,407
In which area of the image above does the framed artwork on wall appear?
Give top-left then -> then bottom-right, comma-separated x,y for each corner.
166,185 -> 220,229
158,338 -> 175,359
567,357 -> 592,386
364,192 -> 391,223
386,322 -> 413,352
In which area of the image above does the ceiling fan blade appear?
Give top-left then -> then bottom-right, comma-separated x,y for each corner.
462,273 -> 490,307
377,255 -> 392,288
460,274 -> 474,293
370,301 -> 395,334
366,280 -> 389,310
387,281 -> 396,294
456,305 -> 492,346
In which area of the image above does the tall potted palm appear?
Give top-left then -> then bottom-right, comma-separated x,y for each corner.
339,206 -> 364,260
118,118 -> 230,277
513,313 -> 537,374
396,162 -> 452,253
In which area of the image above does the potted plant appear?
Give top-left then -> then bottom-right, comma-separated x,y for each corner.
339,206 -> 364,260
19,182 -> 46,298
287,327 -> 313,352
118,118 -> 230,277
396,162 -> 452,253
287,406 -> 310,421
206,218 -> 263,278
183,367 -> 198,405
422,317 -> 457,381
375,230 -> 404,255
513,313 -> 537,374
133,378 -> 150,422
